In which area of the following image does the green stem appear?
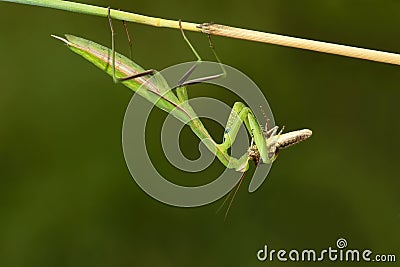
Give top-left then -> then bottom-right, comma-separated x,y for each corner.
1,0 -> 200,32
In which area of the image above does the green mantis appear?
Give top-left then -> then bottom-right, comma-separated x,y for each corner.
51,19 -> 312,180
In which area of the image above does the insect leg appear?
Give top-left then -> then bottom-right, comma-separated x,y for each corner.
179,20 -> 201,62
207,34 -> 227,78
176,20 -> 224,87
178,73 -> 224,87
117,69 -> 157,82
122,20 -> 133,59
108,7 -> 155,83
107,7 -> 117,83
219,102 -> 270,163
220,102 -> 251,151
265,126 -> 279,138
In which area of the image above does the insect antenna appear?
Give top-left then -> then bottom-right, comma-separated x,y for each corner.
215,171 -> 247,219
216,187 -> 234,214
224,171 -> 247,220
260,105 -> 270,133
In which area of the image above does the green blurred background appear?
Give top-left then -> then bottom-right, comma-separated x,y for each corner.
0,1 -> 399,266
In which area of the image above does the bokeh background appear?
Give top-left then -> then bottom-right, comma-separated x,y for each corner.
0,1 -> 399,266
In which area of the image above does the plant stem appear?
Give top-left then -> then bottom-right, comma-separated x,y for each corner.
2,0 -> 400,66
2,0 -> 201,31
200,24 -> 400,66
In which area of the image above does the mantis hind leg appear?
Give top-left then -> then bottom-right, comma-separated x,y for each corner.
107,7 -> 156,83
122,20 -> 133,59
107,7 -> 117,83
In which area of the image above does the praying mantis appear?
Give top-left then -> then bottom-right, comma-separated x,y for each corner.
51,14 -> 312,184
